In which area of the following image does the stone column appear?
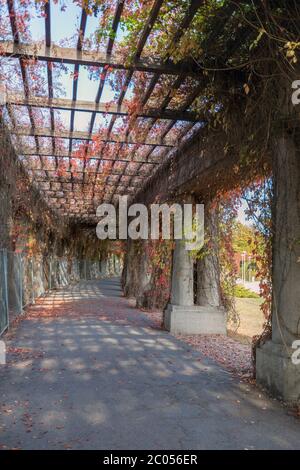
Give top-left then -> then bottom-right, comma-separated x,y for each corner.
164,204 -> 226,335
197,205 -> 222,308
111,254 -> 116,276
170,239 -> 194,306
114,256 -> 120,275
136,241 -> 152,308
100,257 -> 108,277
256,135 -> 300,403
107,254 -> 114,276
122,240 -> 135,297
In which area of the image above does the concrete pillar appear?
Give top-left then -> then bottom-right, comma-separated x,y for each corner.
170,240 -> 194,306
113,254 -> 119,276
7,251 -> 23,315
123,240 -> 135,296
197,205 -> 222,307
100,257 -> 108,277
256,136 -> 300,403
136,241 -> 153,308
114,256 -> 120,275
164,215 -> 226,335
108,254 -> 114,276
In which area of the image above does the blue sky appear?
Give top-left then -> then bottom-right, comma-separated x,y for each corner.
238,200 -> 251,226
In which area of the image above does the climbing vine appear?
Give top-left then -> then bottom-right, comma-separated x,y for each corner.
215,191 -> 241,329
243,178 -> 273,366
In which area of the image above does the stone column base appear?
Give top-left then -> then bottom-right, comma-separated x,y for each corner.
164,304 -> 226,335
256,340 -> 300,404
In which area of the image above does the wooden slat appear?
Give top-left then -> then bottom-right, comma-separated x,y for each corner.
90,0 -> 164,197
86,1 -> 125,189
45,2 -> 51,47
107,0 -> 124,55
70,9 -> 88,182
7,0 -> 19,43
171,0 -> 201,46
44,1 -> 57,166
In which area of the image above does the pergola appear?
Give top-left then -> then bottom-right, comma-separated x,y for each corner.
1,0 -> 300,408
0,0 -> 210,224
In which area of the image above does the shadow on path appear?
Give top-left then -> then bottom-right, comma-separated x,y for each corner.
0,278 -> 299,450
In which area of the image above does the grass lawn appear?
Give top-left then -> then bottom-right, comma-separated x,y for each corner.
228,297 -> 265,344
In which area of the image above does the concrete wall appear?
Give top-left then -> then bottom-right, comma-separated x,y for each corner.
256,134 -> 300,404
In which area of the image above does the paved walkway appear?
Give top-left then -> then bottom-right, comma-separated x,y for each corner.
0,278 -> 299,449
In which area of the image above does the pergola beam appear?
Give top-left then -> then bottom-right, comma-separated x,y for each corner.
32,178 -> 140,187
7,0 -> 19,42
44,0 -> 57,167
44,188 -> 136,195
7,0 -> 42,168
27,168 -> 147,178
86,1 -> 126,189
0,40 -> 199,77
18,147 -> 160,164
43,189 -> 136,195
12,126 -> 175,147
70,8 -> 88,183
6,94 -> 199,122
